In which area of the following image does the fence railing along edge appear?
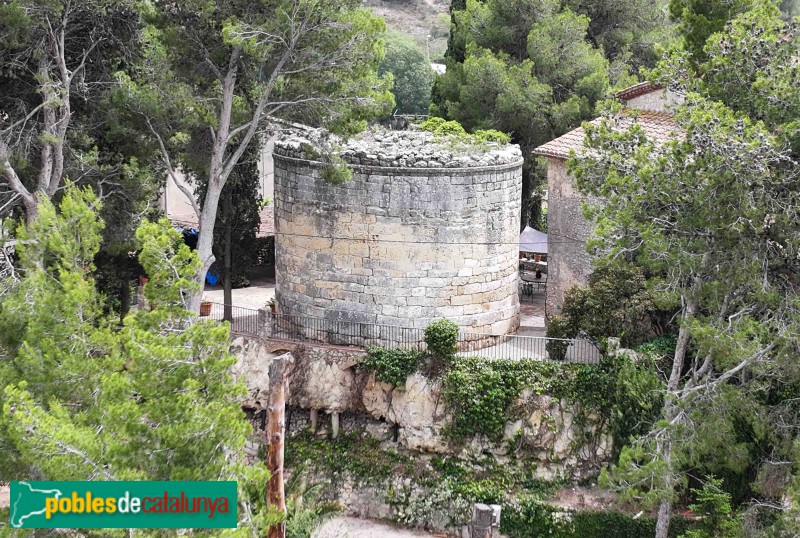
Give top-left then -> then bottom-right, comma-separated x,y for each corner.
200,301 -> 601,364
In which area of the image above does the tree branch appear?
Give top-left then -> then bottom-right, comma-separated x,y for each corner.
144,117 -> 201,218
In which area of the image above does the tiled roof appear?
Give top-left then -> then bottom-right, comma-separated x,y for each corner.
169,205 -> 275,238
532,110 -> 680,160
615,81 -> 663,101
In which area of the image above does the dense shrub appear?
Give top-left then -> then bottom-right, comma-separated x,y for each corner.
419,116 -> 467,137
359,347 -> 424,387
441,357 -> 612,441
419,117 -> 511,145
554,264 -> 657,348
320,156 -> 353,184
608,353 -> 665,457
638,334 -> 678,359
501,498 -> 695,538
441,358 -> 527,441
424,319 -> 459,365
545,315 -> 577,360
474,129 -> 511,144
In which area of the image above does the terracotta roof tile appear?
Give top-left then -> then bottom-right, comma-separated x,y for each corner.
533,110 -> 680,160
615,81 -> 663,101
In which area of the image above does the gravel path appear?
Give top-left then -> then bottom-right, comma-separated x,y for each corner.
314,517 -> 444,538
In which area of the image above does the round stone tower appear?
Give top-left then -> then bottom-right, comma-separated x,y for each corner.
272,129 -> 523,345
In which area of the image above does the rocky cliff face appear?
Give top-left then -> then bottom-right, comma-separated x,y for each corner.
232,336 -> 611,480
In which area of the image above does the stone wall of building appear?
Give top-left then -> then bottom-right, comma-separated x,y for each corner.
624,89 -> 679,113
545,158 -> 603,317
272,130 -> 524,340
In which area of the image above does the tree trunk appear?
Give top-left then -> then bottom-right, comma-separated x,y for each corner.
266,353 -> 293,538
120,279 -> 131,324
654,297 -> 697,538
191,184 -> 223,312
223,219 -> 233,322
655,401 -> 676,538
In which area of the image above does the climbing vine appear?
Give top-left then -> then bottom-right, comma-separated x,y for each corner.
359,347 -> 424,387
440,357 -> 613,442
284,431 -> 695,537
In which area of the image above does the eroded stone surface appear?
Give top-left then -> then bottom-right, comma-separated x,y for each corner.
235,337 -> 611,479
230,335 -> 272,411
274,128 -> 523,169
273,129 -> 523,342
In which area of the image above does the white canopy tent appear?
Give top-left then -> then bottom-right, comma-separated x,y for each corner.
519,226 -> 547,255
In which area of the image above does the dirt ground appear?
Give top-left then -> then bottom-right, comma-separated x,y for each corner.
202,276 -> 275,310
0,483 -> 8,509
314,516 -> 444,538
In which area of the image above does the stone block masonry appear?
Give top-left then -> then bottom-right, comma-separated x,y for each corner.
545,157 -> 602,318
273,130 -> 524,342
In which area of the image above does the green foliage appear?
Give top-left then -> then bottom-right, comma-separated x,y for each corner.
360,347 -> 424,387
424,318 -> 459,363
0,0 -> 156,242
434,0 -> 672,226
441,357 -> 612,441
501,498 -> 695,538
284,465 -> 341,538
285,431 -> 411,489
698,3 -> 800,156
608,353 -> 664,458
0,186 -> 110,409
286,430 -> 566,531
419,117 -> 511,147
566,266 -> 653,344
320,155 -> 353,185
442,358 -> 528,441
0,189 -> 278,531
420,117 -> 467,137
668,0 -> 755,63
136,218 -> 201,309
380,33 -> 435,114
554,264 -> 657,348
680,477 -> 740,538
473,129 -> 511,144
545,315 -> 576,360
638,335 -> 678,359
571,4 -> 800,532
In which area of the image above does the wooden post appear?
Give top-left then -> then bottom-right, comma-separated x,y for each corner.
266,353 -> 293,538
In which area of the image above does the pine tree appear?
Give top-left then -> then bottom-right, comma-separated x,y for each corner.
0,187 -> 279,532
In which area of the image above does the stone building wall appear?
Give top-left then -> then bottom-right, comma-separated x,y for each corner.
545,158 -> 601,317
272,130 -> 524,340
624,89 -> 679,112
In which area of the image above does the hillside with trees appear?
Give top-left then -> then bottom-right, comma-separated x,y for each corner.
0,0 -> 799,537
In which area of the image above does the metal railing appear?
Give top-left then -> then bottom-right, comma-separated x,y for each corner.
458,332 -> 600,364
264,311 -> 426,350
201,301 -> 600,363
200,302 -> 262,337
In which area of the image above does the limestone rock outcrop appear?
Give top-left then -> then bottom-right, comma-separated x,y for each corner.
233,336 -> 611,479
